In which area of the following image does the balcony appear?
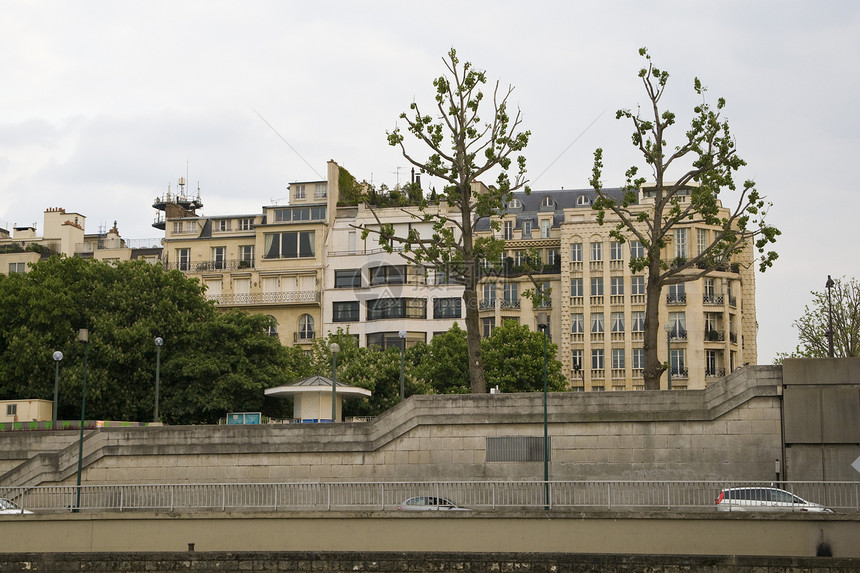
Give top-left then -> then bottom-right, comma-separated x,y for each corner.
705,368 -> 726,378
704,330 -> 725,342
166,259 -> 255,272
703,294 -> 725,305
669,329 -> 688,342
212,291 -> 321,306
666,294 -> 687,305
294,331 -> 315,344
479,299 -> 496,311
500,299 -> 521,310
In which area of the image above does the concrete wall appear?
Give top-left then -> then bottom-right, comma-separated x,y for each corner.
783,358 -> 860,481
0,511 -> 858,558
0,366 -> 785,487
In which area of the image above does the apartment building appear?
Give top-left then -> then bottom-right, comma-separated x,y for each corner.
474,186 -> 756,390
323,200 -> 465,350
1,208 -> 156,275
154,166 -> 335,348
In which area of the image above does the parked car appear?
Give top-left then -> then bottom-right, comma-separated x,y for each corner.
0,498 -> 33,515
715,487 -> 833,513
398,496 -> 471,511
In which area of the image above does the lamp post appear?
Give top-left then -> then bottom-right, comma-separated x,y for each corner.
825,275 -> 835,358
75,328 -> 89,512
398,330 -> 407,401
330,342 -> 340,422
52,351 -> 63,425
154,337 -> 163,422
537,313 -> 549,510
664,322 -> 673,390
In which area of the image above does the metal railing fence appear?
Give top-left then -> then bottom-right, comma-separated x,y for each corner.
1,480 -> 858,514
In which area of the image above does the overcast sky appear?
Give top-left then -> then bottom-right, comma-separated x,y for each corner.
2,1 -> 858,364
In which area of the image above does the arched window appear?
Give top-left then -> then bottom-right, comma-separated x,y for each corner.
541,196 -> 555,208
576,194 -> 591,206
298,314 -> 315,340
508,198 -> 522,209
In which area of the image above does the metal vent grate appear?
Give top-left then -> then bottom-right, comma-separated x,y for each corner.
486,436 -> 550,462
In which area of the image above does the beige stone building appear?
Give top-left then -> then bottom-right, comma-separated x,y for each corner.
475,186 -> 756,390
1,208 -> 157,275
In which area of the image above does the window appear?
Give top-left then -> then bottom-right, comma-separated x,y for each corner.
239,246 -> 254,267
611,277 -> 624,296
706,350 -> 718,376
590,277 -> 603,296
669,312 -> 687,339
367,298 -> 426,320
212,246 -> 226,269
571,350 -> 583,370
433,297 -> 462,319
632,348 -> 644,370
503,283 -> 518,305
570,278 -> 583,297
265,315 -> 278,337
176,248 -> 190,271
370,265 -> 405,285
522,220 -> 532,238
547,248 -> 559,266
315,183 -> 327,198
611,312 -> 624,332
263,231 -> 315,259
631,311 -> 645,332
674,228 -> 687,259
591,313 -> 604,333
482,317 -> 495,338
216,219 -> 231,232
630,240 -> 644,259
8,262 -> 26,274
335,269 -> 362,288
6,404 -> 17,416
239,218 -> 253,231
610,241 -> 623,261
540,219 -> 551,238
513,250 -> 526,266
297,314 -> 314,340
333,301 -> 359,322
697,228 -> 708,255
704,278 -> 716,297
541,196 -> 555,208
571,313 -> 584,333
367,331 -> 426,350
590,242 -> 602,261
570,243 -> 583,262
612,348 -> 625,370
272,206 -> 326,222
483,283 -> 497,304
508,198 -> 522,209
631,276 -> 645,296
576,194 -> 591,206
667,283 -> 686,303
293,184 -> 305,199
503,220 -> 513,240
591,349 -> 604,370
670,349 -> 686,375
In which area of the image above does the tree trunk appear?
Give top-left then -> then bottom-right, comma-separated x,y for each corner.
462,284 -> 487,394
643,260 -> 666,390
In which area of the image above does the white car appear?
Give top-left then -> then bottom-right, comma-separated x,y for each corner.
398,496 -> 470,511
0,498 -> 33,515
715,487 -> 832,513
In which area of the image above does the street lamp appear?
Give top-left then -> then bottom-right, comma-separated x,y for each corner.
330,342 -> 340,423
52,351 -> 63,425
664,323 -> 673,390
537,312 -> 549,510
75,328 -> 89,512
154,337 -> 163,422
398,330 -> 407,401
825,275 -> 835,358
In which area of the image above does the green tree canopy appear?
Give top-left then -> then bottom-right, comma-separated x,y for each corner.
0,257 -> 309,424
482,321 -> 565,393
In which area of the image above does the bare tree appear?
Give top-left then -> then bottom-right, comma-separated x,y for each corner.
360,48 -> 530,394
590,48 -> 780,389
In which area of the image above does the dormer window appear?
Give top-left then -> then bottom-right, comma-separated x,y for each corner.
576,195 -> 591,206
508,198 -> 522,209
541,196 -> 555,208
